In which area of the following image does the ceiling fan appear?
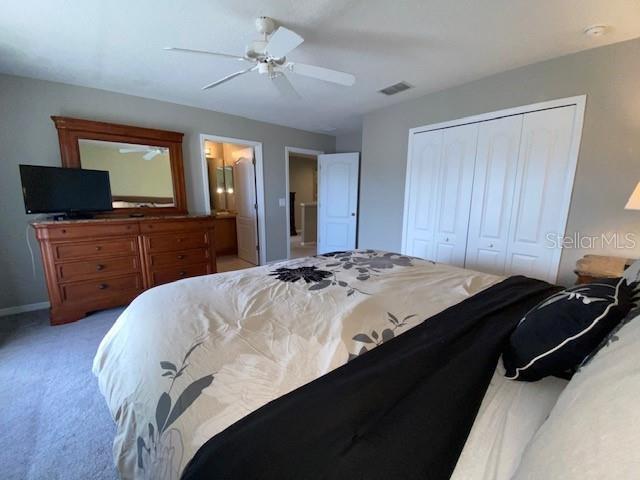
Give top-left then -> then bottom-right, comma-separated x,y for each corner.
164,16 -> 356,99
119,146 -> 167,161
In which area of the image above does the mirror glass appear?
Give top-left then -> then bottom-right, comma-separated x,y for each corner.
78,139 -> 175,209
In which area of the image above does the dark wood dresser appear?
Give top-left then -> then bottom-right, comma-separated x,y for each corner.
33,216 -> 216,325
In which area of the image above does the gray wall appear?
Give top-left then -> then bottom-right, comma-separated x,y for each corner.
360,37 -> 640,286
336,129 -> 362,153
0,74 -> 334,310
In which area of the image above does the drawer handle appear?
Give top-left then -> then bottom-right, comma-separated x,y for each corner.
177,238 -> 183,243
177,255 -> 185,260
179,271 -> 187,277
96,264 -> 105,271
95,246 -> 102,251
98,283 -> 108,290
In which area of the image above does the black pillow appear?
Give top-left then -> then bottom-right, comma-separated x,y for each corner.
503,277 -> 637,381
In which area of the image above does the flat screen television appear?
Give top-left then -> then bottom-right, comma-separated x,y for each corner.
20,165 -> 113,217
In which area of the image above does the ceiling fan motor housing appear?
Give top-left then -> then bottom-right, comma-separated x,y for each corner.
255,16 -> 276,36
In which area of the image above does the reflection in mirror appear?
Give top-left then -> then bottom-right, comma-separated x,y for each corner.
78,139 -> 175,209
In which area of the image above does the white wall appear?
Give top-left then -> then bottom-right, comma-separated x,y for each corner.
336,129 -> 362,153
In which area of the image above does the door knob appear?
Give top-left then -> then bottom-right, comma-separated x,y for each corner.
351,212 -> 356,216
445,237 -> 450,242
489,243 -> 494,248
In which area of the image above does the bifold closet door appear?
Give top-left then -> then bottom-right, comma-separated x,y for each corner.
404,124 -> 477,266
504,105 -> 577,282
464,115 -> 523,275
403,129 -> 443,260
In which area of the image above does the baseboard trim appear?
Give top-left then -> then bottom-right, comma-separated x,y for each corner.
0,301 -> 50,317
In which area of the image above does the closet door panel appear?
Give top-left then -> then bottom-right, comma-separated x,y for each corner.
404,129 -> 444,260
433,124 -> 478,267
505,105 -> 577,282
465,115 -> 523,275
432,123 -> 478,267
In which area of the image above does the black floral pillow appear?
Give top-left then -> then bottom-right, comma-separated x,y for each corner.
503,278 -> 638,381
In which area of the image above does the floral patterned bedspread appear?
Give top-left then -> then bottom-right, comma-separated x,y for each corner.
92,250 -> 500,480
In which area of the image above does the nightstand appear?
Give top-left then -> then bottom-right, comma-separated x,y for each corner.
574,255 -> 635,284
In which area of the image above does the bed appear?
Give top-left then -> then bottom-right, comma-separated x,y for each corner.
93,250 -> 566,480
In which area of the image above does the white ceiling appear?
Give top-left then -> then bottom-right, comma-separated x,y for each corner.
1,0 -> 639,135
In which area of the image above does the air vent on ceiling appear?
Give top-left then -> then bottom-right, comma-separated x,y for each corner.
378,81 -> 412,96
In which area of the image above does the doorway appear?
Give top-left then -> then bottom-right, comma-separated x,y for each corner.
200,134 -> 266,272
285,147 -> 323,259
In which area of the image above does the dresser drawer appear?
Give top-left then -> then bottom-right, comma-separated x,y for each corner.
150,263 -> 210,286
56,256 -> 140,282
46,222 -> 139,240
140,219 -> 214,234
147,248 -> 210,270
54,238 -> 138,261
145,231 -> 209,253
60,274 -> 143,304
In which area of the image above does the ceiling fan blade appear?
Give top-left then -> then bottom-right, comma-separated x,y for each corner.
119,147 -> 147,153
164,47 -> 248,62
272,73 -> 301,100
202,65 -> 257,90
265,27 -> 303,58
143,150 -> 160,161
287,62 -> 355,86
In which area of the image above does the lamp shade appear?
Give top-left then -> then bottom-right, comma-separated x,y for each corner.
625,182 -> 640,210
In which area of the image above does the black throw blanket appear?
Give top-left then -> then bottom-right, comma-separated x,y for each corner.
182,276 -> 558,480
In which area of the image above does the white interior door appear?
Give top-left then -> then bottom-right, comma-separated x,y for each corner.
431,124 -> 478,266
234,149 -> 259,265
317,153 -> 359,254
465,115 -> 523,275
403,129 -> 443,260
505,105 -> 577,282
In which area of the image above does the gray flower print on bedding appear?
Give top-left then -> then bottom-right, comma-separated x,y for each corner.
348,312 -> 417,361
269,250 -> 416,296
137,340 -> 214,480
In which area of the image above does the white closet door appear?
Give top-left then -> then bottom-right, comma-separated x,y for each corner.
465,115 -> 523,275
505,105 -> 577,282
403,129 -> 443,260
431,124 -> 478,266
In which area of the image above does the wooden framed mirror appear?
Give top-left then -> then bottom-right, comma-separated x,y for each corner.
52,116 -> 187,216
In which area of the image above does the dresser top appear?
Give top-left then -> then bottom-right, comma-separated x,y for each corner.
31,214 -> 212,227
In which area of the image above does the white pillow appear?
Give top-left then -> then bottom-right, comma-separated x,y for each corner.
513,313 -> 640,479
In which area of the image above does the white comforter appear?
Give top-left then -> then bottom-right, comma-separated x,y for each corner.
92,250 -> 559,480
